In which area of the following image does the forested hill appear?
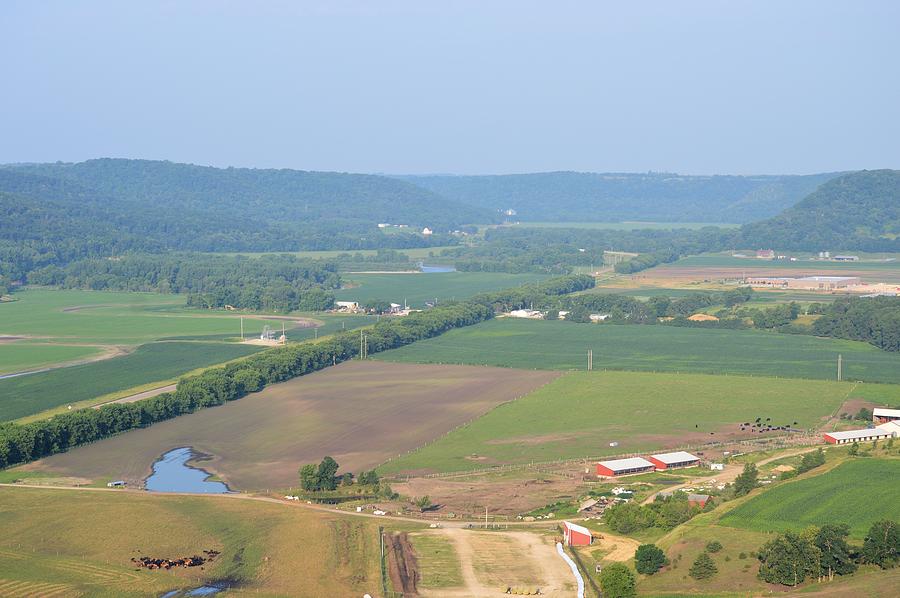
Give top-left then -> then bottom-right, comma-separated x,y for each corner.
739,170 -> 900,251
0,159 -> 494,280
401,171 -> 838,223
9,159 -> 494,232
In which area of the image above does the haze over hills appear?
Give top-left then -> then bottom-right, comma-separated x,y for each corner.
401,171 -> 840,223
0,158 -> 492,252
739,170 -> 900,251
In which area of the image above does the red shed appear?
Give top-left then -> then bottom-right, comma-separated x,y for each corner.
563,521 -> 592,546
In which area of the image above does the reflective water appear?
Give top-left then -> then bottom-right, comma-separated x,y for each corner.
145,447 -> 230,493
420,264 -> 456,273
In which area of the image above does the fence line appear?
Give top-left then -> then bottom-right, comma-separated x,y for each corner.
392,431 -> 822,481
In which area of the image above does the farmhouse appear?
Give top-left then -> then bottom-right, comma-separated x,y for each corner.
562,521 -> 592,546
874,407 -> 900,423
648,451 -> 701,470
596,457 -> 655,477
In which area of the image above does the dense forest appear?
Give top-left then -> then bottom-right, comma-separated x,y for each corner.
812,296 -> 900,352
402,171 -> 838,223
0,275 -> 592,469
739,170 -> 900,251
444,226 -> 730,274
0,160 -> 491,283
28,253 -> 340,312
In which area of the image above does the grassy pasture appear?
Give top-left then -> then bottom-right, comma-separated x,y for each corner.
0,486 -> 381,597
375,318 -> 900,384
379,370 -> 855,474
335,271 -> 548,307
720,458 -> 900,539
0,342 -> 264,422
22,361 -> 559,490
408,532 -> 464,589
641,509 -> 900,597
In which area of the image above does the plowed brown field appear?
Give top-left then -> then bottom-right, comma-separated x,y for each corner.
24,361 -> 558,490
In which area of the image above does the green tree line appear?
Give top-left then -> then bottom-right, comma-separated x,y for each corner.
28,253 -> 341,312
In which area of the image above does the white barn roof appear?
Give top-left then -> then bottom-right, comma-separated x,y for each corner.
598,457 -> 654,471
874,408 -> 900,418
876,421 -> 900,434
826,428 -> 893,441
563,521 -> 591,536
650,451 -> 700,464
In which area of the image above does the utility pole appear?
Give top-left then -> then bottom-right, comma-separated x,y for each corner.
485,506 -> 489,529
837,354 -> 842,382
240,317 -> 244,341
588,349 -> 593,371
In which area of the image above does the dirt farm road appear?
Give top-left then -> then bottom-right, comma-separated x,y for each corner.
0,482 -> 562,528
641,446 -> 821,505
92,384 -> 178,408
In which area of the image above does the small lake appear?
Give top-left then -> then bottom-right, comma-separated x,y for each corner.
420,264 -> 456,273
145,447 -> 230,493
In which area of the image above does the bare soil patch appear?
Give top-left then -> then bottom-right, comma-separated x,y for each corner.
394,471 -> 585,517
24,362 -> 558,490
385,532 -> 419,595
0,336 -> 25,344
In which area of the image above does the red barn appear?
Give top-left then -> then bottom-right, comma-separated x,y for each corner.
648,451 -> 700,471
596,457 -> 655,477
563,521 -> 592,546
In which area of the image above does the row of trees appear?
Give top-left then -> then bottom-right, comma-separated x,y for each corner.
758,520 -> 899,586
0,275 -> 592,470
27,253 -> 341,312
604,493 -> 709,534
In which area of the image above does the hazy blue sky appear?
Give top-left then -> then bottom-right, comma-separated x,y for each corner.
2,1 -> 898,174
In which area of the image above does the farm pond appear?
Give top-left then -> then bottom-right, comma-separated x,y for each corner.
145,447 -> 230,493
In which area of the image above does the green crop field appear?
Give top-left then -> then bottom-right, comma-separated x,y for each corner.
0,486 -> 382,597
0,343 -> 104,375
0,288 -> 305,372
378,370 -> 859,474
0,342 -> 265,422
375,318 -> 900,384
335,271 -> 548,307
720,458 -> 900,538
